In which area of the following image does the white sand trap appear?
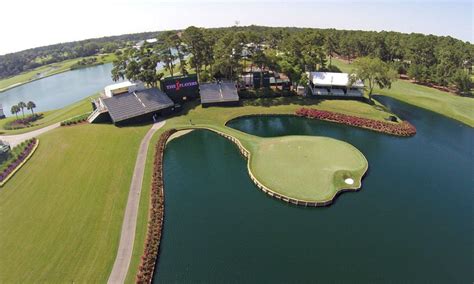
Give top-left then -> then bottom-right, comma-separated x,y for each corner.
344,178 -> 354,185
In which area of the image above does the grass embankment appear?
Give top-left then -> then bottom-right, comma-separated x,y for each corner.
0,54 -> 116,92
332,58 -> 474,127
0,123 -> 150,283
0,96 -> 93,135
124,97 -> 395,282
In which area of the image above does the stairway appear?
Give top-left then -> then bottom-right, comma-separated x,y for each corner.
87,108 -> 107,123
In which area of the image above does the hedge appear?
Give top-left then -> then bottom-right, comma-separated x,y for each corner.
136,129 -> 177,284
296,108 -> 416,137
60,112 -> 91,126
0,138 -> 39,186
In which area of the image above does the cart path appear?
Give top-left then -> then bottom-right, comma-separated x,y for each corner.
108,120 -> 166,284
0,122 -> 61,147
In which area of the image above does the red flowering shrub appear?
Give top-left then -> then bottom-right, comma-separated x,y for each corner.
296,108 -> 416,136
0,138 -> 38,183
136,129 -> 176,284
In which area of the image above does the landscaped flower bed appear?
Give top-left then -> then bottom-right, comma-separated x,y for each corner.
0,138 -> 39,186
60,112 -> 91,126
295,108 -> 416,136
136,129 -> 176,284
4,114 -> 44,130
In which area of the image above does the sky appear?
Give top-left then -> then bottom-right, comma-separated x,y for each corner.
1,0 -> 472,55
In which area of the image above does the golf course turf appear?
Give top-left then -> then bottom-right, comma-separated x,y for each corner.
332,58 -> 474,127
249,136 -> 367,203
0,97 -> 396,283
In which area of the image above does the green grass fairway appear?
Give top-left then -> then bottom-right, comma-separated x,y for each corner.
249,136 -> 368,202
332,58 -> 474,126
0,123 -> 150,283
0,54 -> 116,92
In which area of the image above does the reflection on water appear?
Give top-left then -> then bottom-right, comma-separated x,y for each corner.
0,64 -> 119,114
155,97 -> 473,283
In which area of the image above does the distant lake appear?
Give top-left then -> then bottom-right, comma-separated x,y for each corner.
0,64 -> 121,115
0,60 -> 173,116
155,97 -> 473,283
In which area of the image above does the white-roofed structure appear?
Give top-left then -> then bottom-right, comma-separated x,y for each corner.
306,72 -> 364,97
104,81 -> 146,98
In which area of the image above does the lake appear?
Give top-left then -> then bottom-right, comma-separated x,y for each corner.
0,64 -> 119,114
154,97 -> 473,283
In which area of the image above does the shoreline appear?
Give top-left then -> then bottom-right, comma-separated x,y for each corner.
172,126 -> 368,206
166,129 -> 194,142
0,59 -> 113,93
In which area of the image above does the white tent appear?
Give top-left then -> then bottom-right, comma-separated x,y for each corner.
307,72 -> 364,88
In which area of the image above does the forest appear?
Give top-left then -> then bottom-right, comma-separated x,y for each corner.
0,31 -> 160,79
2,26 -> 473,94
113,26 -> 473,95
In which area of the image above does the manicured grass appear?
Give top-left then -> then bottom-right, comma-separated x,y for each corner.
0,123 -> 150,283
0,94 -> 396,283
124,97 -> 396,282
249,136 -> 367,202
332,58 -> 474,127
0,96 -> 93,135
0,54 -> 116,92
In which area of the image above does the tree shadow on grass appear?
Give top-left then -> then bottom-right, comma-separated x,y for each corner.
241,96 -> 324,108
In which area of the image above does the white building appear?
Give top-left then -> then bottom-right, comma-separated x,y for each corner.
306,72 -> 364,97
104,81 -> 146,98
134,38 -> 158,49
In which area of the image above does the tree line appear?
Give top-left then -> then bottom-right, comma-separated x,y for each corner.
0,32 -> 161,79
111,25 -> 473,95
3,25 -> 471,94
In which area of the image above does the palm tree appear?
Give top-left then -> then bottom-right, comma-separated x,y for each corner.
17,102 -> 26,119
27,101 -> 36,116
10,105 -> 20,119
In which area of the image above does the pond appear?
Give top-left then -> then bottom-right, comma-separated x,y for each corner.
0,63 -> 120,114
155,97 -> 473,283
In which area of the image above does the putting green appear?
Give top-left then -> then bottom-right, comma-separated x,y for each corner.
248,136 -> 368,204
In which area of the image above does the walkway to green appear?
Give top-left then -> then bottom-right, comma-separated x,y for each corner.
0,122 -> 60,147
108,120 -> 166,284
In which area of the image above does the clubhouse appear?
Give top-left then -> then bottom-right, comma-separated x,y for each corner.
88,81 -> 175,124
307,72 -> 364,97
89,77 -> 241,124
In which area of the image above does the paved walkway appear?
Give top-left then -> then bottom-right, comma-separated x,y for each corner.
108,120 -> 166,284
0,122 -> 61,147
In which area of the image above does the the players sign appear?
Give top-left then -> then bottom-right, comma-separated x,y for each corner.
160,74 -> 199,102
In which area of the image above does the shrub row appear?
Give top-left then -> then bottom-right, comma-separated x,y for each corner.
60,112 -> 91,126
296,108 -> 416,137
136,129 -> 177,284
0,138 -> 37,183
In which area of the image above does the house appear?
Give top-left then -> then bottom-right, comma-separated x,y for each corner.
306,72 -> 364,97
134,38 -> 158,49
239,69 -> 290,89
88,81 -> 175,124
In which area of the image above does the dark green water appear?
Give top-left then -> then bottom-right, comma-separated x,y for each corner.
154,97 -> 473,283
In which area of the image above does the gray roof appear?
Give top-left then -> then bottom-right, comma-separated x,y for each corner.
102,88 -> 174,122
200,82 -> 239,104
